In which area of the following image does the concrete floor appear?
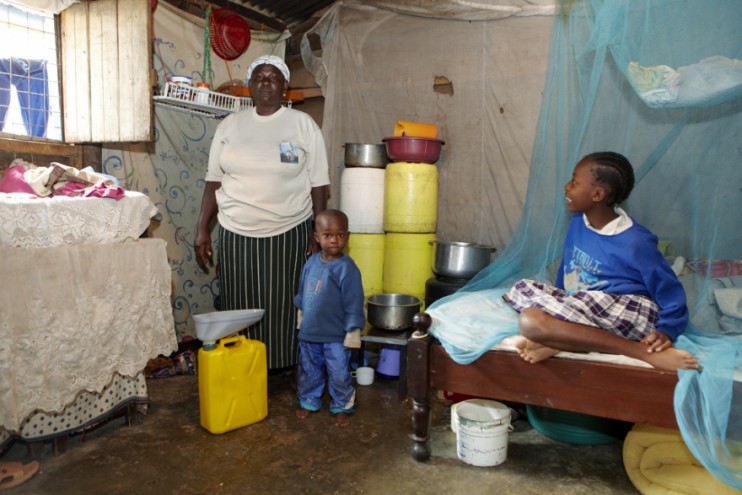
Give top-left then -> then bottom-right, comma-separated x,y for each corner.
2,373 -> 639,494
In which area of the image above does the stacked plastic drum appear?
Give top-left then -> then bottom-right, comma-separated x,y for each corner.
340,144 -> 388,303
381,123 -> 444,306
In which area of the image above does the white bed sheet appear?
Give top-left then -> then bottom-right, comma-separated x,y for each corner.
496,336 -> 742,381
0,191 -> 159,248
496,335 -> 652,367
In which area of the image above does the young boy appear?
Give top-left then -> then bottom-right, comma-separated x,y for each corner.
293,209 -> 365,427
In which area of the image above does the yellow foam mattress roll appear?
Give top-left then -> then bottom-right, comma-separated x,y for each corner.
623,423 -> 741,495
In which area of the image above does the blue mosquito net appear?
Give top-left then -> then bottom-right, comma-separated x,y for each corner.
428,0 -> 742,488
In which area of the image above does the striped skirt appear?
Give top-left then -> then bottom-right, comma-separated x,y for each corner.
218,219 -> 312,369
503,279 -> 658,341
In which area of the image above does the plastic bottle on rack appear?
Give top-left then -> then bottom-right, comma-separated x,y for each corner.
194,82 -> 210,105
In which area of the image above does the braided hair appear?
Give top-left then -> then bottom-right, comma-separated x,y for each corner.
583,151 -> 635,206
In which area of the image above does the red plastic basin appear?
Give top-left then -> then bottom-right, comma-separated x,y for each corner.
382,136 -> 445,164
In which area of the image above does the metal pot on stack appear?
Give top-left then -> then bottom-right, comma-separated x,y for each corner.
344,143 -> 389,168
425,241 -> 497,307
430,241 -> 496,280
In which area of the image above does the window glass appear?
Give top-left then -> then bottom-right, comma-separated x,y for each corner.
0,2 -> 62,140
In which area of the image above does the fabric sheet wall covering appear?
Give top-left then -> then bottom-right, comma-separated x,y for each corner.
101,1 -> 287,340
302,3 -> 554,250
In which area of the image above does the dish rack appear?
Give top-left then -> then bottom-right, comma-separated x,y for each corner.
154,82 -> 253,118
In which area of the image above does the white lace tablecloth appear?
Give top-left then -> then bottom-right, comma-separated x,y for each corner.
0,192 -> 159,248
0,238 -> 177,431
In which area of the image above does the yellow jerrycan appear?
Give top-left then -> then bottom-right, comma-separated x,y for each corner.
198,335 -> 268,434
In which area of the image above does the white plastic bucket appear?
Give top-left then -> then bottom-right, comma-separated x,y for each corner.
455,399 -> 511,467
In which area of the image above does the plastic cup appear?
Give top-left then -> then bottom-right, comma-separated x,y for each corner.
355,366 -> 375,385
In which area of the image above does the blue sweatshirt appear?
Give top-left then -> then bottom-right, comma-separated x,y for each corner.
556,213 -> 688,341
294,253 -> 365,343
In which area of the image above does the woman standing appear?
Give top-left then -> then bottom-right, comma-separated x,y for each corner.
194,55 -> 330,371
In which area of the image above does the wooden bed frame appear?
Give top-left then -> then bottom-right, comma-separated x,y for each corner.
407,313 -> 679,461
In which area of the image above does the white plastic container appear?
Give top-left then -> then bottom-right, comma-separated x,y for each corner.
169,76 -> 192,99
194,83 -> 210,105
455,399 -> 511,467
340,167 -> 385,233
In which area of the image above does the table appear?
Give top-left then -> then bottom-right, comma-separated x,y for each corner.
361,327 -> 412,400
0,239 -> 177,434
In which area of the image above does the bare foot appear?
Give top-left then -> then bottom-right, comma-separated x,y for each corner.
515,337 -> 561,363
644,347 -> 701,372
296,408 -> 312,420
334,412 -> 351,427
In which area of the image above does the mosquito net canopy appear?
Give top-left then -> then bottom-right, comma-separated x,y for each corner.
429,0 -> 742,489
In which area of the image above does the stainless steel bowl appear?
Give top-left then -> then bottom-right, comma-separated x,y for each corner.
344,143 -> 389,168
430,241 -> 496,280
366,293 -> 421,330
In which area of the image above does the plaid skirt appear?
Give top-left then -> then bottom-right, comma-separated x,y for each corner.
503,279 -> 658,341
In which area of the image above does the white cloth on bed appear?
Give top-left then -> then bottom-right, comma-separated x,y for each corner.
427,288 -> 521,364
0,239 -> 177,431
0,191 -> 159,248
428,287 -> 656,368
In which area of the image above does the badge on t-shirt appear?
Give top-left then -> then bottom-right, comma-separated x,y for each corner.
279,142 -> 299,163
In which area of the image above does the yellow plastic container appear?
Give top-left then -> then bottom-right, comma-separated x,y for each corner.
394,120 -> 438,139
198,335 -> 268,434
382,232 -> 435,305
343,233 -> 385,298
384,162 -> 438,233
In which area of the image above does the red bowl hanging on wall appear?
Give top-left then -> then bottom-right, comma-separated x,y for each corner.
210,7 -> 252,61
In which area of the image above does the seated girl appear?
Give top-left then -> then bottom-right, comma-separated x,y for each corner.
503,151 -> 701,372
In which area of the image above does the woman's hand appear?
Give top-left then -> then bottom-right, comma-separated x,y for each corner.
194,228 -> 214,272
305,232 -> 319,256
641,331 -> 672,353
194,181 -> 220,273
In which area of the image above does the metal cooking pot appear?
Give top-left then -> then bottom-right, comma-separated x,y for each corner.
430,241 -> 496,280
366,293 -> 421,330
344,143 -> 389,168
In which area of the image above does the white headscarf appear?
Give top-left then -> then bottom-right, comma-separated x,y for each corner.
246,55 -> 290,83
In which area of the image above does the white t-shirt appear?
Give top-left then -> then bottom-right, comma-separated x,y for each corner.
206,106 -> 330,237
